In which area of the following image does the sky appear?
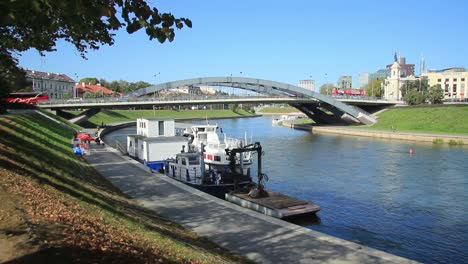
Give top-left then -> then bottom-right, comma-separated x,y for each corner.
18,0 -> 468,91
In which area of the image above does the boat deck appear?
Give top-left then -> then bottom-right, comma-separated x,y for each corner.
226,191 -> 320,219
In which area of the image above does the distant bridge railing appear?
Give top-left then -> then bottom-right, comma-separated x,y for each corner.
38,94 -> 289,106
38,94 -> 401,106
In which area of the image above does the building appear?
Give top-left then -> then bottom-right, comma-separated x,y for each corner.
199,86 -> 220,95
358,72 -> 370,89
422,68 -> 468,100
168,85 -> 203,96
386,56 -> 415,78
337,75 -> 352,89
75,83 -> 119,98
382,61 -> 419,100
369,69 -> 390,80
298,80 -> 315,91
25,70 -> 75,99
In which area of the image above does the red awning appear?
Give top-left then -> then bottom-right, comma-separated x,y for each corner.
76,133 -> 95,141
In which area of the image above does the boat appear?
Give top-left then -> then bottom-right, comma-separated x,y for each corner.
165,139 -> 264,199
185,123 -> 254,177
162,123 -> 259,198
165,149 -> 254,198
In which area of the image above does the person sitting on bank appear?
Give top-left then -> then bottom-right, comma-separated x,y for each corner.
95,137 -> 101,145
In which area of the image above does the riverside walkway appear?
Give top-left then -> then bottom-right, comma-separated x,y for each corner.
84,143 -> 416,263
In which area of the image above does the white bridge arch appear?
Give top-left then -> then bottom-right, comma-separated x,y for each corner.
126,77 -> 376,125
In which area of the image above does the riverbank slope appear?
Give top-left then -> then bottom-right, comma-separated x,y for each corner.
0,112 -> 249,263
68,109 -> 256,127
282,105 -> 468,144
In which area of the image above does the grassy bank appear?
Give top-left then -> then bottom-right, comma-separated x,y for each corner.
258,106 -> 298,114
69,109 -> 255,126
367,105 -> 468,134
0,113 -> 249,263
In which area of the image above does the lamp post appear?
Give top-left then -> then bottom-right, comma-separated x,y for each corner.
74,73 -> 79,98
325,73 -> 329,95
153,72 -> 160,100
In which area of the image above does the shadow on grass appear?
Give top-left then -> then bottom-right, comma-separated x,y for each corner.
4,246 -> 173,264
0,114 -> 249,263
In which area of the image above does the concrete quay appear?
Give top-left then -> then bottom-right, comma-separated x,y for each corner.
281,121 -> 468,145
84,142 -> 417,263
311,126 -> 468,144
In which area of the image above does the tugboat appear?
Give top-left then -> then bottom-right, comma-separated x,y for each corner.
165,141 -> 261,199
164,123 -> 259,198
185,123 -> 254,177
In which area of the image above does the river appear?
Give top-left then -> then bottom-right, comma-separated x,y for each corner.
103,116 -> 468,263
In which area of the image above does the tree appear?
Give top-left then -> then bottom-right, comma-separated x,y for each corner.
0,0 -> 192,94
319,83 -> 334,95
404,90 -> 426,105
427,84 -> 444,104
401,79 -> 429,105
364,78 -> 384,98
0,49 -> 27,97
79,77 -> 100,85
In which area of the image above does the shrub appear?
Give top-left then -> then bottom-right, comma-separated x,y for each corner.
448,140 -> 458,146
433,138 -> 444,145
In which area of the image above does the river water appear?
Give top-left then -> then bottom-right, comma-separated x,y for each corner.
103,116 -> 467,263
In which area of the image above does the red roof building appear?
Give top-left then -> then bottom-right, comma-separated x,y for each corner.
75,83 -> 121,97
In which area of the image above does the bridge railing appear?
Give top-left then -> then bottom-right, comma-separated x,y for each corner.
38,94 -> 288,105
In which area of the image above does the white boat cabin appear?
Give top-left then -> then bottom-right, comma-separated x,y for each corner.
137,117 -> 175,137
127,118 -> 186,163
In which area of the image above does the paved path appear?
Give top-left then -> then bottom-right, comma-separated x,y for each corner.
84,143 -> 417,264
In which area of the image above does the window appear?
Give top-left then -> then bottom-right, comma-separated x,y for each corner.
214,156 -> 221,161
453,78 -> 457,82
158,121 -> 164,136
437,79 -> 441,82
189,156 -> 199,165
129,141 -> 132,147
445,79 -> 449,82
182,158 -> 186,165
462,78 -> 465,82
453,84 -> 457,93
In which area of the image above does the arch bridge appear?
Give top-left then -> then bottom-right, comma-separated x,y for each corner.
126,77 -> 376,125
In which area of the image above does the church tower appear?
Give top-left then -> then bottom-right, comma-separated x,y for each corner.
386,61 -> 401,100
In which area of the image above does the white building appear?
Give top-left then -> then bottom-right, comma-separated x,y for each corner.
298,80 -> 315,91
199,86 -> 219,95
168,85 -> 203,95
25,70 -> 75,99
359,72 -> 370,89
337,75 -> 352,89
383,61 -> 419,100
127,118 -> 187,169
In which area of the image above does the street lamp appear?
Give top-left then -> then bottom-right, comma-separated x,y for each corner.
74,73 -> 79,98
325,73 -> 329,95
153,72 -> 160,100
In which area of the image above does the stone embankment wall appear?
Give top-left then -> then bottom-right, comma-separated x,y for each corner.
281,121 -> 468,145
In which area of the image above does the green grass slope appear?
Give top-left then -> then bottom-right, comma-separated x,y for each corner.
369,105 -> 468,134
69,109 -> 255,126
0,113 -> 249,263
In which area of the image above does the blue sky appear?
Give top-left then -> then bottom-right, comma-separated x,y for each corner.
18,0 -> 468,90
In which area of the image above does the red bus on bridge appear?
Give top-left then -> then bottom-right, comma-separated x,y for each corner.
2,92 -> 49,105
332,88 -> 365,96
